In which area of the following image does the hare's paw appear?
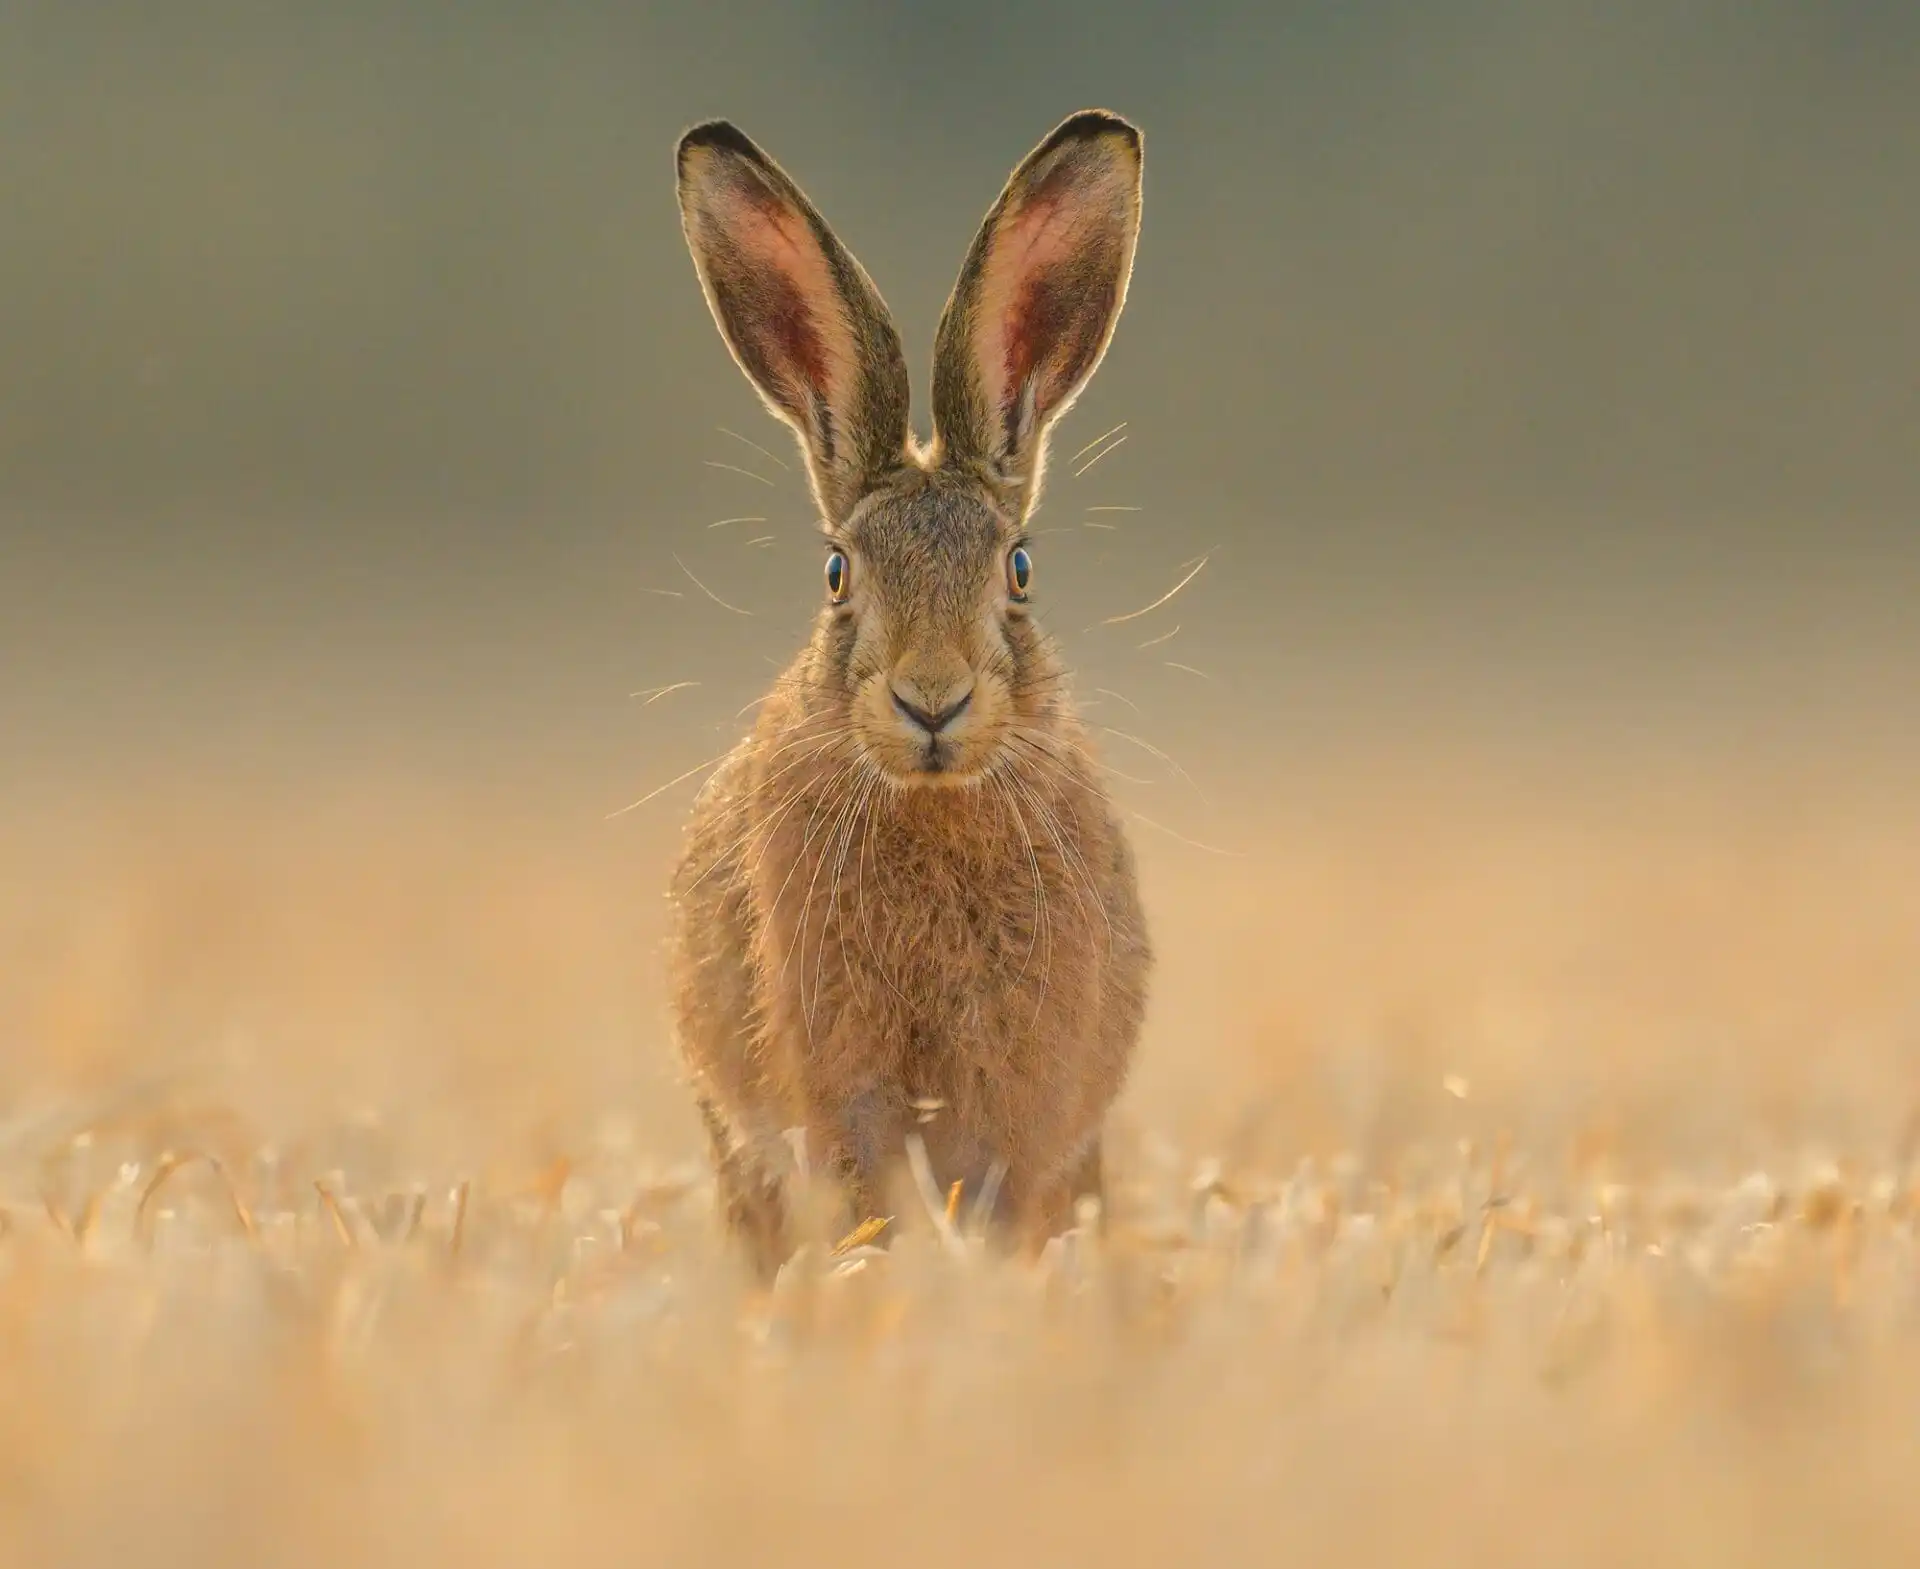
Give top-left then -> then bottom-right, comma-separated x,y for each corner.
707,1140 -> 796,1285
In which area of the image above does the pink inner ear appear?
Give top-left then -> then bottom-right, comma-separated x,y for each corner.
714,179 -> 843,404
969,157 -> 1133,441
973,191 -> 1076,413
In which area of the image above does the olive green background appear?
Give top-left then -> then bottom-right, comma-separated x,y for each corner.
2,1 -> 1914,1154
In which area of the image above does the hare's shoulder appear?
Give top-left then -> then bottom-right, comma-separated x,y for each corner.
672,739 -> 761,896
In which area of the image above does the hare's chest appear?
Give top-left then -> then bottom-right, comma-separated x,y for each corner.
857,832 -> 1086,983
752,794 -> 1102,1037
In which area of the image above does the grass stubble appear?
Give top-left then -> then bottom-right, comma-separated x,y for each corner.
1,779 -> 1917,1567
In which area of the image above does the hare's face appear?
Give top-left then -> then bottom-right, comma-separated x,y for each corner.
676,110 -> 1141,778
819,473 -> 1056,787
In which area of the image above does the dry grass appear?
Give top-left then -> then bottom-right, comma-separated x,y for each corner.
3,765 -> 1918,1566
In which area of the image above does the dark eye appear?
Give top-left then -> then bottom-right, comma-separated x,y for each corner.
1007,545 -> 1033,601
825,549 -> 851,603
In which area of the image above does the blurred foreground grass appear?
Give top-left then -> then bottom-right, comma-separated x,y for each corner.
3,1098 -> 1917,1566
1,769 -> 1917,1565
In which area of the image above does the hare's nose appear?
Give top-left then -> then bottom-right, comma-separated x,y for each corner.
891,678 -> 974,737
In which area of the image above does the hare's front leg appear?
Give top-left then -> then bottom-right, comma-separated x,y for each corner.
695,1094 -> 793,1283
1019,1131 -> 1109,1255
796,1084 -> 901,1238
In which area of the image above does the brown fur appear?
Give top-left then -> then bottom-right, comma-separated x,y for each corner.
668,111 -> 1151,1278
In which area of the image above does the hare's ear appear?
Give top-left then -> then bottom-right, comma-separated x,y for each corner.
676,122 -> 912,520
929,110 -> 1143,512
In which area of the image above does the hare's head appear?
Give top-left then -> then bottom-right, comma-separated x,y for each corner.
676,111 -> 1143,786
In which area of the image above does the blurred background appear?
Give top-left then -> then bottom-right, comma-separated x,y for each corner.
2,0 -> 1916,1172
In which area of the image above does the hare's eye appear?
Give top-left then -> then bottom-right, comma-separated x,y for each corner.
1006,545 -> 1033,602
825,550 -> 851,604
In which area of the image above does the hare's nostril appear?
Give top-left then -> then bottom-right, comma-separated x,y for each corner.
891,682 -> 973,737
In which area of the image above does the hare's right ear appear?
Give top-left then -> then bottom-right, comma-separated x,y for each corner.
676,122 -> 912,521
929,111 -> 1144,514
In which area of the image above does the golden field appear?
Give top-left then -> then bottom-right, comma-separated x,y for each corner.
1,752 -> 1917,1566
4,5 -> 1917,1560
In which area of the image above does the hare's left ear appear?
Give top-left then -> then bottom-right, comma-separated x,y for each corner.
677,121 -> 913,522
929,110 -> 1143,513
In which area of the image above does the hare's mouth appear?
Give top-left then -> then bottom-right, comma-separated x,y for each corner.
854,671 -> 1003,786
910,737 -> 965,781
863,729 -> 996,789
881,733 -> 972,786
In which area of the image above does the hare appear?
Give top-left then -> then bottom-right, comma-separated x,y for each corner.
667,110 -> 1152,1279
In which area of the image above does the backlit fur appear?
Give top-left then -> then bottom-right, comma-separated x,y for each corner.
668,111 -> 1151,1278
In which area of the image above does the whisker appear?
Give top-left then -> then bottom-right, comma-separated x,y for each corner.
1069,421 -> 1129,463
992,774 -> 1048,997
1127,808 -> 1240,858
759,715 -> 855,772
706,515 -> 768,530
1082,521 -> 1118,531
848,768 -> 891,1017
674,717 -> 852,857
1071,432 -> 1129,478
644,589 -> 685,599
732,675 -> 818,719
607,746 -> 737,820
745,536 -> 776,547
1164,661 -> 1212,680
855,774 -> 913,1010
992,775 -> 1052,1022
1011,728 -> 1155,788
780,770 -> 869,1031
1006,740 -> 1104,818
678,770 -> 815,902
630,680 -> 701,705
1097,725 -> 1212,808
1094,687 -> 1143,715
1084,505 -> 1142,514
694,746 -> 841,903
679,714 -> 852,875
1005,764 -> 1112,959
718,426 -> 790,471
764,762 -> 858,968
1092,554 -> 1209,629
702,460 -> 777,487
810,766 -> 877,1037
1137,625 -> 1179,650
672,553 -> 755,617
